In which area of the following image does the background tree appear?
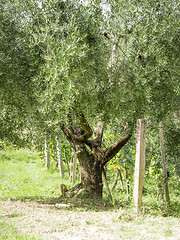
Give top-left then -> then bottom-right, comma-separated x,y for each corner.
0,0 -> 43,145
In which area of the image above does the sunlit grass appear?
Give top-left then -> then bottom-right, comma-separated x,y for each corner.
0,148 -> 179,240
0,147 -> 179,217
0,148 -> 71,200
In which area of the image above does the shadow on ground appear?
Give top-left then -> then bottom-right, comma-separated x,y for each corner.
8,196 -> 115,212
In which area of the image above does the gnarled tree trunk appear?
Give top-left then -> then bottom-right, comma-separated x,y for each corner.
61,113 -> 131,199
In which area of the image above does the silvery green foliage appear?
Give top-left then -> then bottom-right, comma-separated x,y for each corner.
0,0 -> 179,139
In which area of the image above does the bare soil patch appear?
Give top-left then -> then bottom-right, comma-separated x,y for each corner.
0,199 -> 179,240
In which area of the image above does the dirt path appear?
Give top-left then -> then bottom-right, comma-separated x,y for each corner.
0,200 -> 180,240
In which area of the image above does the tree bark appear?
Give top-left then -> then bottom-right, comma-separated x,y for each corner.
56,137 -> 64,178
112,168 -> 124,191
45,139 -> 50,170
70,148 -> 77,183
61,117 -> 131,199
102,167 -> 112,198
119,169 -> 124,191
125,169 -> 130,195
112,170 -> 119,190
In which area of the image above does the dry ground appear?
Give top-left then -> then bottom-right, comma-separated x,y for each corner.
0,199 -> 180,240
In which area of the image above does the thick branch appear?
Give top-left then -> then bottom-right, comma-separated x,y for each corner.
84,139 -> 93,149
94,122 -> 103,147
109,35 -> 122,69
104,132 -> 132,165
60,125 -> 75,149
77,112 -> 93,139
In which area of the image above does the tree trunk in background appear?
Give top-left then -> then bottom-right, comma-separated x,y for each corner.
31,139 -> 35,155
56,137 -> 64,178
102,167 -> 112,198
45,139 -> 50,170
119,169 -> 124,191
159,122 -> 170,206
112,169 -> 119,190
70,148 -> 77,183
125,169 -> 130,195
133,119 -> 146,213
112,168 -> 125,191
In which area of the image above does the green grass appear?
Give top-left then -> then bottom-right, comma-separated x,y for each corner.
105,167 -> 180,217
0,147 -> 179,217
0,147 -> 179,240
0,148 -> 71,200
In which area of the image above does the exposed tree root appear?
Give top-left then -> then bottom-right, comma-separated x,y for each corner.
60,183 -> 86,198
73,187 -> 87,198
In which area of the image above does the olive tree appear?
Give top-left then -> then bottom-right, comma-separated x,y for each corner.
1,0 -> 179,198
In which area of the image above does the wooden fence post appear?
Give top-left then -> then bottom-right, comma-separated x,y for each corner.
134,119 -> 146,214
159,122 -> 170,206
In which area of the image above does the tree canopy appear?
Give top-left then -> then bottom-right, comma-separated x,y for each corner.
0,0 -> 179,140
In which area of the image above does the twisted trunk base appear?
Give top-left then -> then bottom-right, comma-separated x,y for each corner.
61,118 -> 132,199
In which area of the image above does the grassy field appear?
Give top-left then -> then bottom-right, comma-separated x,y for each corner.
0,148 -> 179,239
0,148 -> 64,200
